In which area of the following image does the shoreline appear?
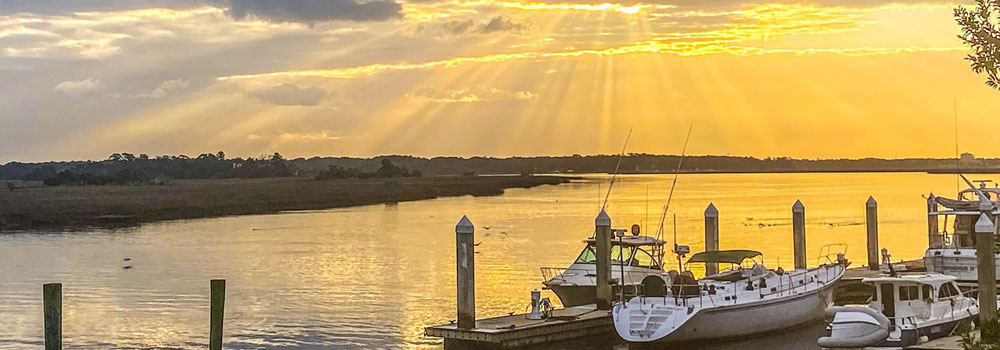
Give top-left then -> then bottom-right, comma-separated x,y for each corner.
0,175 -> 576,232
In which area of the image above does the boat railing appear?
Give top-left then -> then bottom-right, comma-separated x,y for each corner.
815,244 -> 848,266
540,267 -> 567,282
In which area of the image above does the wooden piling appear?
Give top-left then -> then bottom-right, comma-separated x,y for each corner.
595,210 -> 612,310
975,206 -> 998,333
210,279 -> 226,350
456,216 -> 476,329
792,200 -> 806,270
928,193 -> 941,249
865,196 -> 879,271
43,283 -> 61,350
704,203 -> 720,276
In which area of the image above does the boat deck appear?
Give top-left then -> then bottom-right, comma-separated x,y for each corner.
424,305 -> 613,349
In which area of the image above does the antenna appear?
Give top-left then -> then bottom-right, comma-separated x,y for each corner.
656,124 -> 694,241
601,128 -> 633,211
955,98 -> 960,194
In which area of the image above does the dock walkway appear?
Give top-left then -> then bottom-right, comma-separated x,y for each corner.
424,305 -> 612,349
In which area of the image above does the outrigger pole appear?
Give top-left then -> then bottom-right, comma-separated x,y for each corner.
601,128 -> 633,211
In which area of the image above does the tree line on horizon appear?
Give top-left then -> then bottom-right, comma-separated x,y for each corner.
3,152 -> 999,184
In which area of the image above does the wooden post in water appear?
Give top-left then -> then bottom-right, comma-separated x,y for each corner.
704,203 -> 720,276
865,196 -> 879,271
595,210 -> 612,310
792,200 -> 806,270
976,196 -> 998,335
210,279 -> 226,350
43,283 -> 61,350
455,216 -> 476,329
927,193 -> 941,249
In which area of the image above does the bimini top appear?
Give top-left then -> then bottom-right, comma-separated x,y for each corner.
687,249 -> 762,265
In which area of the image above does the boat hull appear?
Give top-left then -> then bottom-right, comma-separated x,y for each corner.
547,284 -> 597,307
618,278 -> 839,343
924,249 -> 1000,286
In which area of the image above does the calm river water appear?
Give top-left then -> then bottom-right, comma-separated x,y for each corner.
0,173 -> 979,349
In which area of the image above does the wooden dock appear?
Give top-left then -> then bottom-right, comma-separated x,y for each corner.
424,305 -> 612,349
905,330 -> 969,350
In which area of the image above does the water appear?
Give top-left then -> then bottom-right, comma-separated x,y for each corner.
0,173 -> 973,349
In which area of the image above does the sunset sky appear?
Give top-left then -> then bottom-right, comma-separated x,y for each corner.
1,0 -> 996,162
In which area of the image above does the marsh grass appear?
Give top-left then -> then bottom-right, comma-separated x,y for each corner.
0,175 -> 572,231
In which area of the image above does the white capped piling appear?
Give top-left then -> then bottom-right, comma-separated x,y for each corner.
595,210 -> 612,310
456,216 -> 476,329
43,283 -> 61,350
976,197 -> 998,326
792,200 -> 806,270
928,193 -> 941,249
210,279 -> 226,350
704,203 -> 720,276
865,197 -> 879,271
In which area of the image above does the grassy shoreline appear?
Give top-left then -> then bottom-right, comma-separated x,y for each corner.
0,175 -> 575,232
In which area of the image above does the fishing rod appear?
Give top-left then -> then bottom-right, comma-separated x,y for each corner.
656,124 -> 694,241
601,128 -> 633,211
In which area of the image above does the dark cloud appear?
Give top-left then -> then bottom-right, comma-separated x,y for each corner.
228,0 -> 401,22
1,0 -> 402,23
250,84 -> 330,106
416,16 -> 530,38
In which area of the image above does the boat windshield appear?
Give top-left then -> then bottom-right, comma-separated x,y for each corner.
575,244 -> 658,267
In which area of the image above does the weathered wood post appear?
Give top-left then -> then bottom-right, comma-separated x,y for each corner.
595,210 -> 612,310
210,279 -> 226,350
43,283 -> 61,350
792,200 -> 806,270
704,203 -> 720,276
927,193 -> 941,249
455,216 -> 476,329
865,196 -> 879,271
976,196 -> 998,337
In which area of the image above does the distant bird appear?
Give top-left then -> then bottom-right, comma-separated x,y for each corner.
500,231 -> 508,235
474,241 -> 483,246
122,265 -> 132,269
483,226 -> 492,230
124,258 -> 131,261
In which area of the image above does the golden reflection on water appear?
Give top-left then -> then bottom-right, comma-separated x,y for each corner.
0,173 -> 976,349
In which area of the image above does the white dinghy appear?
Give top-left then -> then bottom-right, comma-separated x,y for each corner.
613,249 -> 848,343
818,274 -> 979,349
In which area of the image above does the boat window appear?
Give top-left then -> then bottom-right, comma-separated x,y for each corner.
899,286 -> 919,301
632,248 -> 655,267
922,285 -> 932,299
573,245 -> 637,265
939,283 -> 960,299
611,246 -> 636,265
575,246 -> 597,264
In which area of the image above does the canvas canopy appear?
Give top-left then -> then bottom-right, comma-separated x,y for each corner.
686,249 -> 762,265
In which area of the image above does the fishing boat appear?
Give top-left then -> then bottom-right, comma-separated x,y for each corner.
541,225 -> 672,307
818,274 -> 978,349
923,178 -> 1000,288
613,249 -> 848,343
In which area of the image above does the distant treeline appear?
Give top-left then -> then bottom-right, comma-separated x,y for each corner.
8,152 -> 294,186
2,153 -> 998,184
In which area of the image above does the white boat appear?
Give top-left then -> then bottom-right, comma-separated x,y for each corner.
613,249 -> 848,343
818,274 -> 979,349
542,227 -> 672,307
924,180 -> 1000,288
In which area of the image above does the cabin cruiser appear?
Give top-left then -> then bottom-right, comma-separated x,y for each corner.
613,249 -> 848,343
818,274 -> 978,349
924,179 -> 1000,288
542,226 -> 671,307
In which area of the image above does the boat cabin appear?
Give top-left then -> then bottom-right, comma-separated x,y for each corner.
575,235 -> 665,269
928,186 -> 1000,250
864,274 -> 965,327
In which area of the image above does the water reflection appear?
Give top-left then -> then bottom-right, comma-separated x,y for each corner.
0,173 -> 971,349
